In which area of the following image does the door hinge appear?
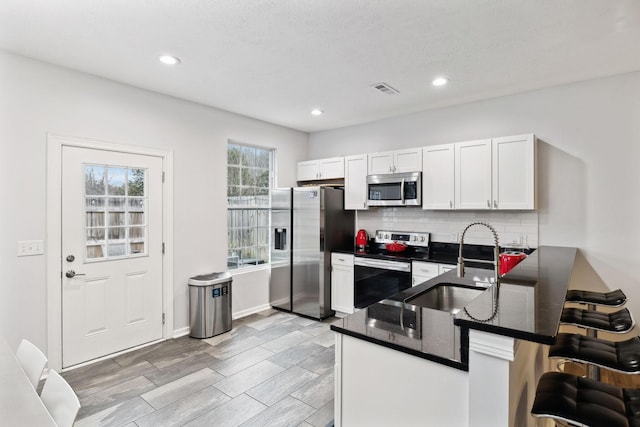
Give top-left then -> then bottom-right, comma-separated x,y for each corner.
162,242 -> 165,254
162,172 -> 165,183
162,313 -> 166,325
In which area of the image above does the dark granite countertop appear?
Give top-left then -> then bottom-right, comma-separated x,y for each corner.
330,246 -> 577,369
343,241 -> 536,269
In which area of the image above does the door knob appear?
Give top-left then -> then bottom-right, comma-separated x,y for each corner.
66,254 -> 75,262
65,270 -> 86,278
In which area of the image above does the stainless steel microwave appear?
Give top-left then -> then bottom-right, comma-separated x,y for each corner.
366,172 -> 421,207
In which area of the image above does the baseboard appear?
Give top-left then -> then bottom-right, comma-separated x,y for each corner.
233,304 -> 272,319
172,304 -> 272,338
173,326 -> 190,338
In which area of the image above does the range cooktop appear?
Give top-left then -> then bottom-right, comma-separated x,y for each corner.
356,230 -> 431,262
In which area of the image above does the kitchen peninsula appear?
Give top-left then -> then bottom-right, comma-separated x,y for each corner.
331,246 -> 577,427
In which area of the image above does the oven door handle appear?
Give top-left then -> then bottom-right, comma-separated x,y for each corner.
400,178 -> 405,205
354,257 -> 411,272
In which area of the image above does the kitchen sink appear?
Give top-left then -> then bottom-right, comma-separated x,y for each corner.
405,283 -> 485,314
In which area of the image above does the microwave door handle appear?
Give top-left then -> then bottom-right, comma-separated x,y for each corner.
400,178 -> 405,204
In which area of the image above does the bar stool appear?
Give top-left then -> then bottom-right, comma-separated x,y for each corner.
560,288 -> 632,380
531,371 -> 640,427
560,307 -> 635,334
564,289 -> 627,308
549,333 -> 640,375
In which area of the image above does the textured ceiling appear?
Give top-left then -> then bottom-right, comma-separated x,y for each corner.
1,1 -> 640,132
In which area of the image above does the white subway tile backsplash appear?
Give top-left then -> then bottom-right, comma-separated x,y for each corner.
356,208 -> 538,248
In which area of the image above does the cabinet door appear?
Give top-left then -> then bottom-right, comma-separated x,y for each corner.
455,139 -> 492,210
412,261 -> 439,286
344,154 -> 368,210
331,254 -> 354,314
492,134 -> 536,210
296,160 -> 319,181
319,157 -> 345,179
422,144 -> 455,210
368,151 -> 395,174
393,148 -> 422,173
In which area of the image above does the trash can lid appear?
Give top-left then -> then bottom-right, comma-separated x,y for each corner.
188,271 -> 232,286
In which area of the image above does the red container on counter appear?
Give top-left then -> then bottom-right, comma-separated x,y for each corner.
499,251 -> 527,276
356,229 -> 369,250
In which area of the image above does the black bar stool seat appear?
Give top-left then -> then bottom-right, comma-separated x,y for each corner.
565,289 -> 627,307
531,371 -> 640,427
549,333 -> 640,374
561,307 -> 635,333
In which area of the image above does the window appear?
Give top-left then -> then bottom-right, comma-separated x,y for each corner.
85,165 -> 147,260
227,142 -> 274,269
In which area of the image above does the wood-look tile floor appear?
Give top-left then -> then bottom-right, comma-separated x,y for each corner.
63,309 -> 337,427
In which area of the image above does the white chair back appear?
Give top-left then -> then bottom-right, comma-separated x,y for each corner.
40,370 -> 81,427
16,339 -> 48,390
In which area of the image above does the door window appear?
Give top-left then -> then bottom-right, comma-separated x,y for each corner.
85,165 -> 147,260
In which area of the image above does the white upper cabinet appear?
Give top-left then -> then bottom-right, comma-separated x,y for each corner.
492,134 -> 536,210
455,139 -> 493,210
453,134 -> 536,210
297,156 -> 345,181
297,161 -> 320,181
344,154 -> 368,210
368,148 -> 422,175
422,144 -> 455,210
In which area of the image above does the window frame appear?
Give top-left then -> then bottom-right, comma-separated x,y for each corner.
226,140 -> 275,270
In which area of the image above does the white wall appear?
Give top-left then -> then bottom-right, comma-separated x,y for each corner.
310,72 -> 640,318
0,52 -> 308,351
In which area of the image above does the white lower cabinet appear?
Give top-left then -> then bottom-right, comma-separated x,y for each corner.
412,261 -> 456,286
412,261 -> 439,286
331,253 -> 354,314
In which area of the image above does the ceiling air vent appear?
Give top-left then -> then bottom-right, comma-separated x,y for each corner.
371,82 -> 399,95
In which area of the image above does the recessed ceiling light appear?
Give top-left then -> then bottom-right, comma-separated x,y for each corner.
432,77 -> 449,87
158,55 -> 181,65
311,109 -> 324,116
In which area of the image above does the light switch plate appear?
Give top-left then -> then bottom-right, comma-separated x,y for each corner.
17,240 -> 44,256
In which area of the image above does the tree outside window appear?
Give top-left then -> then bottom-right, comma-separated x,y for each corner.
227,142 -> 273,269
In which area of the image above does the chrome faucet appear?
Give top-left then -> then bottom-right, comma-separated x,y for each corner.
457,222 -> 501,283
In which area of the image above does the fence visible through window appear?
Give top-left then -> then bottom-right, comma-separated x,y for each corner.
227,142 -> 273,269
85,165 -> 147,260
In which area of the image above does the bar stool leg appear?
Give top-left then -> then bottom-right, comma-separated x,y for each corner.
585,303 -> 601,381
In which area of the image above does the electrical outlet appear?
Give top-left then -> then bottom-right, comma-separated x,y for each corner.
519,234 -> 528,247
17,240 -> 44,257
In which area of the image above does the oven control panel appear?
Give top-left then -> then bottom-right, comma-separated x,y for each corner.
374,230 -> 430,247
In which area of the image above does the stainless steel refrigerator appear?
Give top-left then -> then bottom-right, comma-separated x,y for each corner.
270,186 -> 354,319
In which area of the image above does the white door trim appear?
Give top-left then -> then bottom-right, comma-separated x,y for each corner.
46,133 -> 174,371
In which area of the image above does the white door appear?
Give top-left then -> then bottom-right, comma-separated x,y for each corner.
61,146 -> 163,367
318,157 -> 345,180
422,144 -> 455,210
393,148 -> 422,173
344,154 -> 368,210
455,139 -> 492,210
368,151 -> 395,174
492,134 -> 536,210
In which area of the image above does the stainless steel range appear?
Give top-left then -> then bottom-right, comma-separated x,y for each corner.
354,230 -> 430,309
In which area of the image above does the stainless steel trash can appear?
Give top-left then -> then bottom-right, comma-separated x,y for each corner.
188,272 -> 232,339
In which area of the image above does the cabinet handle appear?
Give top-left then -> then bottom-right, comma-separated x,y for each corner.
486,200 -> 490,208
450,200 -> 453,209
412,277 -> 415,285
363,202 -> 366,208
389,166 -> 393,173
493,200 -> 498,208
